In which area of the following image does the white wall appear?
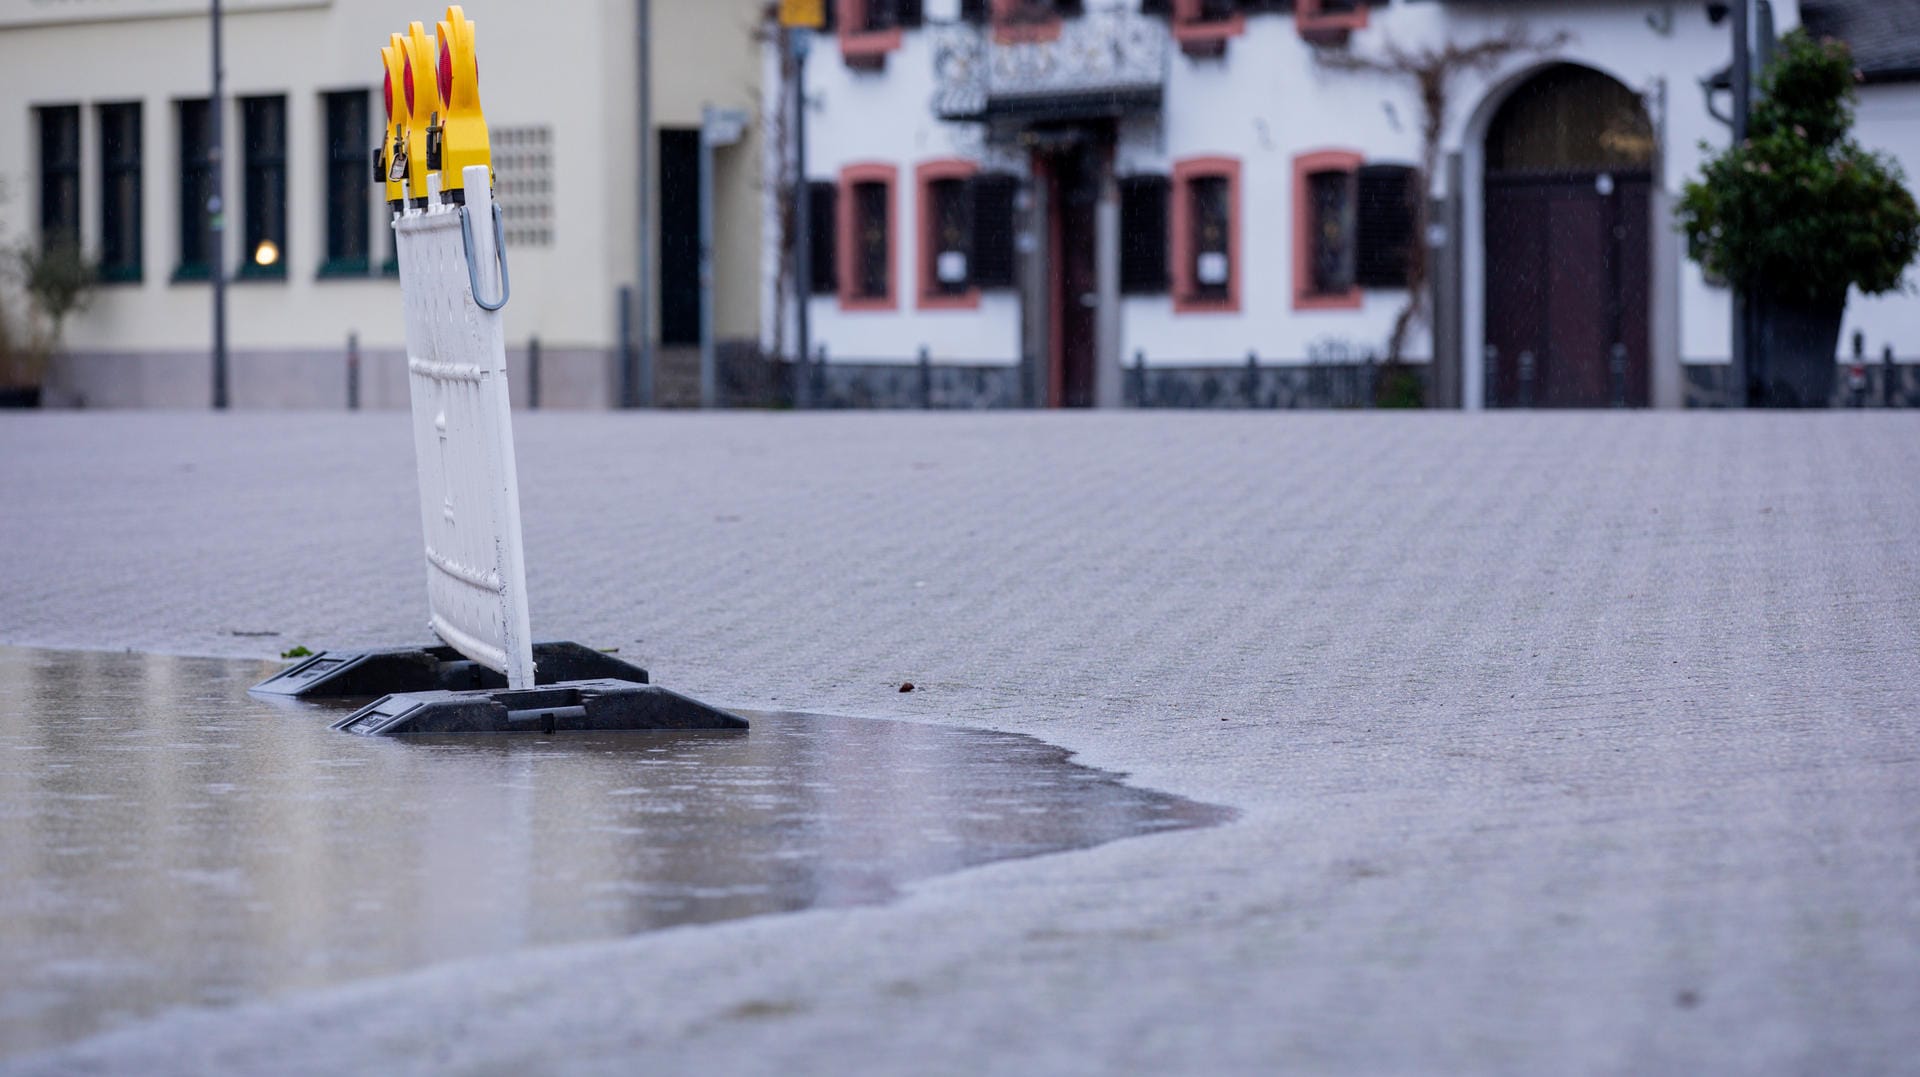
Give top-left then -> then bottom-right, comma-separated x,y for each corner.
802,29 -> 1022,365
1844,83 -> 1920,362
799,8 -> 1431,369
0,0 -> 767,375
1120,14 -> 1425,368
0,1 -> 626,357
791,2 -> 1760,375
784,0 -> 1920,389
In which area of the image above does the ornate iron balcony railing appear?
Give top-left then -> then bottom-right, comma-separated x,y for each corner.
932,10 -> 1171,123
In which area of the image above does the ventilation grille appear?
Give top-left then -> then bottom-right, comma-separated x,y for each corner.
492,125 -> 553,248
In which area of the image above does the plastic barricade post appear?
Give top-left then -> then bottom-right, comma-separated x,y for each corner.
251,9 -> 743,737
394,164 -> 532,688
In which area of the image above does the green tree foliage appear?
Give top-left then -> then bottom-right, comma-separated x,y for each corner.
1679,31 -> 1920,306
20,240 -> 95,346
1,242 -> 94,389
0,184 -> 53,388
0,283 -> 27,387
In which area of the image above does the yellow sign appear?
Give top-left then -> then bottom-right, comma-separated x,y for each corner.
778,0 -> 824,29
379,35 -> 409,207
435,5 -> 491,198
401,21 -> 443,203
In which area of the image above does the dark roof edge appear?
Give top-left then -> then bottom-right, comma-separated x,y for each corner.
1862,66 -> 1920,85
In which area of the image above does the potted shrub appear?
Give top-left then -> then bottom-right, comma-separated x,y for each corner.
1679,30 -> 1920,407
2,241 -> 95,407
0,280 -> 46,408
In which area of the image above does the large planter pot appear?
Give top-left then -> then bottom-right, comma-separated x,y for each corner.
1754,294 -> 1845,408
0,386 -> 42,409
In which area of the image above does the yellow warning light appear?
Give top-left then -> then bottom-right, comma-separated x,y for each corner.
779,0 -> 825,29
253,239 -> 280,267
379,35 -> 409,208
401,21 -> 443,204
435,5 -> 491,200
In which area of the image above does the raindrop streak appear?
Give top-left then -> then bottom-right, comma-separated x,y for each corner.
0,647 -> 1229,1056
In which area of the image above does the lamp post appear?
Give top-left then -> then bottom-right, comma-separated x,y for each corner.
631,0 -> 653,408
210,0 -> 228,410
776,1 -> 824,407
1711,0 -> 1774,405
792,27 -> 813,408
1730,0 -> 1752,406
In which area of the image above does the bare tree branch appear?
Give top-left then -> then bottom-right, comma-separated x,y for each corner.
758,3 -> 795,367
1316,25 -> 1571,372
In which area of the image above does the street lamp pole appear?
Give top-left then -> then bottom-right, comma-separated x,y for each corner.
1729,0 -> 1752,406
210,0 -> 229,409
792,28 -> 812,408
699,104 -> 716,409
632,0 -> 653,407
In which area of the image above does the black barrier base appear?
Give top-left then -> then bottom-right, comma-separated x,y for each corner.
332,679 -> 748,736
250,641 -> 648,699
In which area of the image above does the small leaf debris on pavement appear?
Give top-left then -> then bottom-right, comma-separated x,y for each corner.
280,646 -> 313,660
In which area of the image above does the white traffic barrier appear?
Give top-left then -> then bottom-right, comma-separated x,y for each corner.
253,11 -> 740,735
394,163 -> 533,690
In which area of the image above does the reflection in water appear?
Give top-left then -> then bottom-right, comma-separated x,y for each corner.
0,647 -> 1227,1056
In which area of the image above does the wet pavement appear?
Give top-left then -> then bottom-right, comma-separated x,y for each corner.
0,646 -> 1227,1057
3,412 -> 1917,1075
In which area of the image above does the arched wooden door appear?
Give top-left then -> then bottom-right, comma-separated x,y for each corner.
1484,65 -> 1655,408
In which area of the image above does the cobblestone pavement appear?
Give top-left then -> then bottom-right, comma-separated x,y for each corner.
2,410 -> 1917,1075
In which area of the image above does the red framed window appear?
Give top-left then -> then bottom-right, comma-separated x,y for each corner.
1296,0 -> 1368,46
1293,150 -> 1363,310
838,0 -> 916,69
915,159 -> 980,310
1170,156 -> 1240,314
1171,0 -> 1243,58
838,162 -> 897,311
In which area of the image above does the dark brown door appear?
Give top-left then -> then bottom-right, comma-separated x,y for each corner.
1045,143 -> 1100,408
1485,171 -> 1650,407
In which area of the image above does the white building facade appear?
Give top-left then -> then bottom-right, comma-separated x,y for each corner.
0,0 -> 766,409
767,0 -> 1920,408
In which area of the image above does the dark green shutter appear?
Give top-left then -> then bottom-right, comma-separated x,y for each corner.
970,173 -> 1018,289
1119,174 -> 1169,294
1355,164 -> 1416,289
808,181 -> 838,295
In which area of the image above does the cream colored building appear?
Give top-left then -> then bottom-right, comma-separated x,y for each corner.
0,0 -> 764,408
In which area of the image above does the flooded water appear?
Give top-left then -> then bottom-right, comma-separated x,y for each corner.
0,646 -> 1226,1056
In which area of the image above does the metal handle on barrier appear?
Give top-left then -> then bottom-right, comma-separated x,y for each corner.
461,201 -> 511,312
